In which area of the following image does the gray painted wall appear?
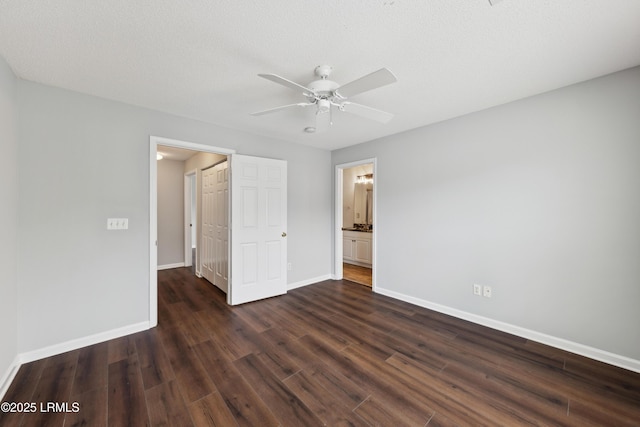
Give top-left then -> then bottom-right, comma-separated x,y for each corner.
332,67 -> 640,361
0,57 -> 18,389
157,158 -> 185,267
16,80 -> 332,354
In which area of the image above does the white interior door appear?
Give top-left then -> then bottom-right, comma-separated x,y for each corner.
214,161 -> 229,292
201,165 -> 216,285
230,154 -> 287,305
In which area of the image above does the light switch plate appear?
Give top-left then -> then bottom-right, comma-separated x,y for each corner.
107,218 -> 129,230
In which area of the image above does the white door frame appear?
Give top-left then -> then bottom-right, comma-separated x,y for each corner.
149,136 -> 235,327
334,158 -> 377,291
184,170 -> 196,269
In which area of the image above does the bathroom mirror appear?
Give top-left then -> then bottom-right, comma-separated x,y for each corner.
354,180 -> 373,226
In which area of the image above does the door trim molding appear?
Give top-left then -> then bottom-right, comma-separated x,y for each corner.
334,158 -> 377,291
184,169 -> 196,269
149,136 -> 235,327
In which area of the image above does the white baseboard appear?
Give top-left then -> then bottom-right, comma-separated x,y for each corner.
376,287 -> 640,374
0,355 -> 20,401
1,321 -> 150,400
18,321 -> 150,365
343,260 -> 372,268
158,262 -> 185,270
288,274 -> 332,291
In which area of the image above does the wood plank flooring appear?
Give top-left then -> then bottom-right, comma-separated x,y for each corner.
2,267 -> 639,426
343,263 -> 373,287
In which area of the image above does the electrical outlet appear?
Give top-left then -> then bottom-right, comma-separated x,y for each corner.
473,284 -> 482,296
483,285 -> 492,298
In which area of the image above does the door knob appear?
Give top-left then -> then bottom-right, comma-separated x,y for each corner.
282,232 -> 287,237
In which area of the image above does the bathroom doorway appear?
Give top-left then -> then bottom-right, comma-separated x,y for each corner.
334,159 -> 376,290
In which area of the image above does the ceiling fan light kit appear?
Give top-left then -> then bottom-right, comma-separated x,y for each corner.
251,65 -> 398,132
317,98 -> 331,113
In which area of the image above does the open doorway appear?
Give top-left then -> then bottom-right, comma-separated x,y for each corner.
156,145 -> 227,278
335,158 -> 377,290
151,136 -> 289,323
150,136 -> 235,327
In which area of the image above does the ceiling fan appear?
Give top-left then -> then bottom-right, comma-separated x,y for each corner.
251,65 -> 397,132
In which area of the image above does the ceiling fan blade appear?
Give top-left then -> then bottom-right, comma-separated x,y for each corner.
258,73 -> 315,96
335,68 -> 397,99
341,102 -> 394,123
251,102 -> 314,116
315,110 -> 331,132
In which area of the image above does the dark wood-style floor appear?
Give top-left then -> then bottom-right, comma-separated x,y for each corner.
343,262 -> 373,287
2,268 -> 639,426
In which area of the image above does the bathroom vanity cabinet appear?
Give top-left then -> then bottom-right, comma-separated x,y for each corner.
343,230 -> 372,267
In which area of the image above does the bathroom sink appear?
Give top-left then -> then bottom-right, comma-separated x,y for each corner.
342,227 -> 372,232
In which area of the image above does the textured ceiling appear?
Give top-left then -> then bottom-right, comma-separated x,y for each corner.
1,0 -> 639,150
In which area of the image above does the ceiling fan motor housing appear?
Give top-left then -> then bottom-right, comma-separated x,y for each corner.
307,79 -> 340,100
